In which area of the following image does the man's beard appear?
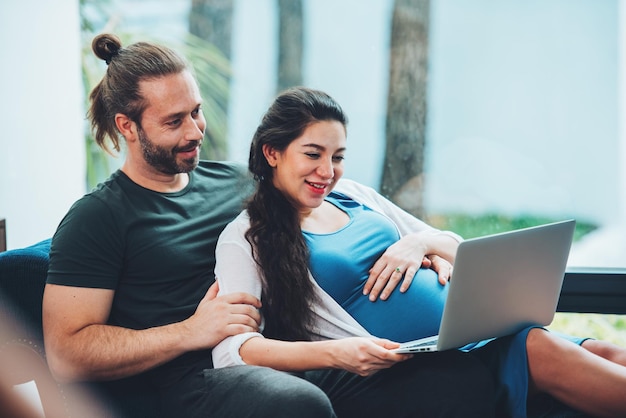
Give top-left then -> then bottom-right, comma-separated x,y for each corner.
138,128 -> 201,175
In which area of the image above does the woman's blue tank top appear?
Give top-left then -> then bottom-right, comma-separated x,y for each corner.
303,192 -> 448,342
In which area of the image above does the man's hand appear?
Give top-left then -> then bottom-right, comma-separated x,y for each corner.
182,282 -> 262,350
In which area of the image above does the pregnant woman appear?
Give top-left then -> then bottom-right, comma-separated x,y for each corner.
212,86 -> 626,418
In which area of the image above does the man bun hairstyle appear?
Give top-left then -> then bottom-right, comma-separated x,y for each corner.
92,33 -> 121,65
87,33 -> 189,154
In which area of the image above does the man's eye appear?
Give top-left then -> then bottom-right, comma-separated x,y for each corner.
167,119 -> 182,127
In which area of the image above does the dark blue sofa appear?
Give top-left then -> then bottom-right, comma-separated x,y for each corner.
0,238 -> 599,417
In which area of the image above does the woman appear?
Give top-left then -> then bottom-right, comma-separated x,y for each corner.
213,87 -> 626,418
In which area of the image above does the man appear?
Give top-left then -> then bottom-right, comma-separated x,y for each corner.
44,33 -> 333,418
43,33 -> 495,417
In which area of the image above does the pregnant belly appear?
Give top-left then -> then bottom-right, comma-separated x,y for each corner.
346,268 -> 448,343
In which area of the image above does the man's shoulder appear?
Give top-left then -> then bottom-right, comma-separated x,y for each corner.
195,160 -> 248,178
194,160 -> 254,195
78,171 -> 137,211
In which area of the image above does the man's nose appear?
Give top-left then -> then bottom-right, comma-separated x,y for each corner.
184,116 -> 205,140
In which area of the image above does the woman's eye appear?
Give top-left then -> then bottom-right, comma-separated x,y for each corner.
305,153 -> 320,159
333,155 -> 345,162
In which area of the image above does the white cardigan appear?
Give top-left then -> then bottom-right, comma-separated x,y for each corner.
211,178 -> 462,368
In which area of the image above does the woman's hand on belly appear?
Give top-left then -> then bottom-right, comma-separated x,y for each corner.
364,232 -> 456,301
423,255 -> 453,286
364,234 -> 429,301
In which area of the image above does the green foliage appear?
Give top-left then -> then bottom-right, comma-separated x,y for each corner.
549,313 -> 626,346
426,213 -> 597,242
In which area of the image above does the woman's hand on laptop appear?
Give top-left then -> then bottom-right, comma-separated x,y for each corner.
329,337 -> 413,376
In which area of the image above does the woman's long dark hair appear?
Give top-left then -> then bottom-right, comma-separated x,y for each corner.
246,87 -> 348,341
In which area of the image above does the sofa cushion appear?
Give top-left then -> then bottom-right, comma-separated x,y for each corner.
0,238 -> 51,344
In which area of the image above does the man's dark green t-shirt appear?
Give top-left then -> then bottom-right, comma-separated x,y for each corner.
47,161 -> 254,331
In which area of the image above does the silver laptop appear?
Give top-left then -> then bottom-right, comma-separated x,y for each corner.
393,219 -> 576,353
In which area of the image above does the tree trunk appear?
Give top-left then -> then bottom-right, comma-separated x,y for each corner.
189,0 -> 233,59
277,0 -> 303,92
381,0 -> 429,219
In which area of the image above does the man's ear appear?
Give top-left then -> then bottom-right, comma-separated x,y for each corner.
115,113 -> 137,142
262,143 -> 279,168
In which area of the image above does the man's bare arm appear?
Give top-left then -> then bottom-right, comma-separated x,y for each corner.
43,282 -> 261,382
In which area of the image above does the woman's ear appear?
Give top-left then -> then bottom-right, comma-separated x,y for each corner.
115,113 -> 138,142
262,143 -> 279,168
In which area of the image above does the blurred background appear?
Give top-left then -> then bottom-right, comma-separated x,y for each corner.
1,0 -> 624,342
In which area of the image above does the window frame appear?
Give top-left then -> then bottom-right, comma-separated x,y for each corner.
558,269 -> 626,314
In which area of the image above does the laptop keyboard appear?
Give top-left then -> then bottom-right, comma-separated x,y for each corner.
402,338 -> 438,349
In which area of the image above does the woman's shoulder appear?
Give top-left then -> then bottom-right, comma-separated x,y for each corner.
335,178 -> 368,193
333,179 -> 385,211
218,210 -> 251,241
334,178 -> 378,200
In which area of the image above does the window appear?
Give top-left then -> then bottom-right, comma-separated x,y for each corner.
82,0 -> 626,342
